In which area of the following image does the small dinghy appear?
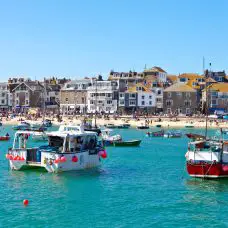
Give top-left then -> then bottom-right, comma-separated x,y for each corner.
113,140 -> 141,147
186,133 -> 205,140
117,124 -> 131,129
0,136 -> 10,141
105,124 -> 117,129
146,130 -> 164,137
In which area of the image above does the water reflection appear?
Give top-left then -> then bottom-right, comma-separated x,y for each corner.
185,178 -> 228,193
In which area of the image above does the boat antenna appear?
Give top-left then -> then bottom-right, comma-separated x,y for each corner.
205,69 -> 209,138
43,78 -> 47,122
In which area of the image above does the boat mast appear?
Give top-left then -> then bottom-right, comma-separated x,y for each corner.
205,69 -> 209,138
43,78 -> 47,122
95,78 -> 97,128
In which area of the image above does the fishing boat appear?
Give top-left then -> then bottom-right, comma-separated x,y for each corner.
101,129 -> 122,146
146,130 -> 164,137
113,139 -> 141,147
6,125 -> 107,173
186,138 -> 228,178
117,124 -> 131,129
0,136 -> 10,141
164,131 -> 182,138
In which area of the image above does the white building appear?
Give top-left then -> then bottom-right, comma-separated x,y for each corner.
0,82 -> 9,111
151,87 -> 163,111
87,80 -> 118,114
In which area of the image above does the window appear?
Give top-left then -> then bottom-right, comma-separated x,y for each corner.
90,100 -> 94,104
142,95 -> 145,99
107,100 -> 112,105
98,100 -> 103,104
166,100 -> 173,107
16,100 -> 19,104
157,90 -> 161,95
141,101 -> 145,105
82,97 -> 85,103
184,100 -> 191,107
129,93 -> 136,99
25,100 -> 29,105
65,98 -> 68,102
2,93 -> 5,97
186,108 -> 190,114
167,108 -> 171,114
106,93 -> 111,98
149,95 -> 152,99
149,101 -> 152,105
156,98 -> 162,103
1,100 -> 4,104
168,92 -> 172,98
129,100 -> 136,106
119,100 -> 125,105
16,93 -> 19,98
186,92 -> 191,98
119,93 -> 124,98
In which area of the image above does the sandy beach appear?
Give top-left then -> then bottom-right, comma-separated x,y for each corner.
1,116 -> 227,129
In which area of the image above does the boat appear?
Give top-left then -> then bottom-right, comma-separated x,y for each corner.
186,133 -> 206,140
185,124 -> 194,128
164,131 -> 182,138
186,139 -> 228,178
146,130 -> 164,137
117,124 -> 131,129
137,123 -> 149,129
156,124 -> 162,128
101,129 -> 122,146
105,124 -> 117,129
0,136 -> 10,141
0,122 -> 2,126
13,122 -> 31,130
6,126 -> 107,172
113,140 -> 141,147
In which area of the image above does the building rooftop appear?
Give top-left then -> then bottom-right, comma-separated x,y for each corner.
164,83 -> 196,92
205,83 -> 228,92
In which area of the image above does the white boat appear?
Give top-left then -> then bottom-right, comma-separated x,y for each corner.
101,129 -> 122,146
6,126 -> 107,173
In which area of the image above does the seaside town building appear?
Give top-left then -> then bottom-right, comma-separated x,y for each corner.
0,82 -> 9,111
208,70 -> 227,82
202,83 -> 228,114
87,80 -> 118,114
11,80 -> 45,113
163,83 -> 197,115
143,66 -> 167,82
60,79 -> 92,114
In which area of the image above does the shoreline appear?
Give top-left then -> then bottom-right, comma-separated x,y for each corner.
1,116 -> 227,129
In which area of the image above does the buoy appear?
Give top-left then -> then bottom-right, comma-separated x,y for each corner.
99,150 -> 107,159
5,154 -> 10,159
60,156 -> 67,162
72,156 -> 78,163
23,199 -> 29,206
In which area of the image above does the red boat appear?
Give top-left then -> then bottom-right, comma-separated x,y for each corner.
186,140 -> 228,178
0,136 -> 10,141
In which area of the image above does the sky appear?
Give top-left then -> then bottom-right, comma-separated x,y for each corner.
0,0 -> 228,80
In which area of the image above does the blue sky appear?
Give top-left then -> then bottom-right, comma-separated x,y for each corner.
0,0 -> 227,80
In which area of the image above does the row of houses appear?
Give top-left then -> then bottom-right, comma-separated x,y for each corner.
0,67 -> 228,115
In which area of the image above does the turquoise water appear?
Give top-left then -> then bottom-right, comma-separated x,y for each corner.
0,125 -> 228,227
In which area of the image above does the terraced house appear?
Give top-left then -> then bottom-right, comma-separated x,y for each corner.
202,83 -> 228,113
163,83 -> 197,115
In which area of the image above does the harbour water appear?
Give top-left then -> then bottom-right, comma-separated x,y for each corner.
1,125 -> 228,227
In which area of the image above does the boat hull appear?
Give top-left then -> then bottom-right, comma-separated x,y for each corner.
186,161 -> 228,178
113,140 -> 141,147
